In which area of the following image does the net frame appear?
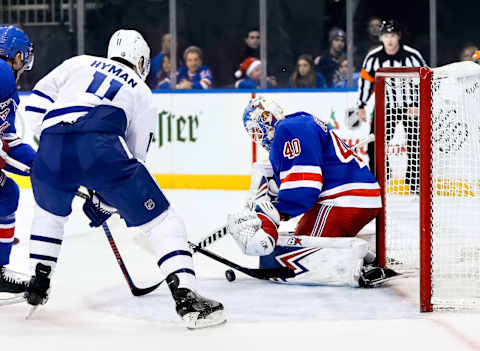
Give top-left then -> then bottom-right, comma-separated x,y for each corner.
374,67 -> 440,312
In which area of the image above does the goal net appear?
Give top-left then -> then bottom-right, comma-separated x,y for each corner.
375,62 -> 480,312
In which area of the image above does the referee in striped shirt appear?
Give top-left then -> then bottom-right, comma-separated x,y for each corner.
357,19 -> 426,193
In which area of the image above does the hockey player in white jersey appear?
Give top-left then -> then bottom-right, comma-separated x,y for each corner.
22,29 -> 225,329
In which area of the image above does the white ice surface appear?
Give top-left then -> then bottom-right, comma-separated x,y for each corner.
2,189 -> 480,351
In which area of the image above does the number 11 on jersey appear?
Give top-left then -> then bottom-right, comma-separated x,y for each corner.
86,71 -> 123,101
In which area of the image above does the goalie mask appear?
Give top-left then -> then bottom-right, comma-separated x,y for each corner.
242,96 -> 284,151
107,29 -> 151,81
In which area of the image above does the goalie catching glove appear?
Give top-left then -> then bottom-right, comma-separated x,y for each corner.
82,189 -> 116,227
227,200 -> 280,256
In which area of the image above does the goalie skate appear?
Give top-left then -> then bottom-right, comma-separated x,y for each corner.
359,265 -> 405,288
166,274 -> 226,329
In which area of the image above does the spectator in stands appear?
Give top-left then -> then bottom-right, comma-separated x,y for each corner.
315,27 -> 346,87
459,43 -> 479,61
331,56 -> 359,89
288,54 -> 326,88
155,54 -> 172,89
149,33 -> 172,89
177,46 -> 213,89
240,28 -> 260,62
355,16 -> 382,69
234,57 -> 277,89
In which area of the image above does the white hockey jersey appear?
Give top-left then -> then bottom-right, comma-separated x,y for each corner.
24,55 -> 157,162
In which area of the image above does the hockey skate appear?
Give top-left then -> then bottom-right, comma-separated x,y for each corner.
166,273 -> 226,329
24,263 -> 51,319
0,266 -> 29,294
25,263 -> 51,305
0,266 -> 29,306
358,265 -> 401,288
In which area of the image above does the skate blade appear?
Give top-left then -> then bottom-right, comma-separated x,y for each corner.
370,271 -> 415,287
0,294 -> 25,306
25,305 -> 39,320
183,310 -> 227,330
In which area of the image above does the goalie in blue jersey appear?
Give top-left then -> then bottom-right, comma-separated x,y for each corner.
0,25 -> 35,295
227,96 -> 398,287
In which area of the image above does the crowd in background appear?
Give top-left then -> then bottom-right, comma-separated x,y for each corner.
147,15 -> 479,91
147,26 -> 357,90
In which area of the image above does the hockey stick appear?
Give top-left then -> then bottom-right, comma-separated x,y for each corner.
101,221 -> 162,296
195,225 -> 229,249
1,161 -> 161,298
189,242 -> 295,280
5,155 -> 30,173
351,133 -> 375,151
7,157 -> 288,284
74,190 -> 162,297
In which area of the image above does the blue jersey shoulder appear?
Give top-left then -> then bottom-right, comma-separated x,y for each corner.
276,112 -> 330,138
0,59 -> 17,101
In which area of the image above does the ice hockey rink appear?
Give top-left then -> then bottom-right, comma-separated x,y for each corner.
2,188 -> 480,351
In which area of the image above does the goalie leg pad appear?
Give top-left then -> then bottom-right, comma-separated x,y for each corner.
260,237 -> 368,287
296,204 -> 381,237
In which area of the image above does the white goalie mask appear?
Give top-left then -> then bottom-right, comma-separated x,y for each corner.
242,96 -> 285,151
107,29 -> 151,81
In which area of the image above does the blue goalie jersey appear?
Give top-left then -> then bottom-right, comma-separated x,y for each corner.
269,112 -> 381,217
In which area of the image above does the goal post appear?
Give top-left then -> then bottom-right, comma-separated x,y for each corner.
374,62 -> 480,312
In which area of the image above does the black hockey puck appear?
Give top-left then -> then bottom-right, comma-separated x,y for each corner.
225,269 -> 236,282
13,238 -> 20,245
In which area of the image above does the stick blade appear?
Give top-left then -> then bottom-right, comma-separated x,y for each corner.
253,267 -> 295,280
131,281 -> 163,297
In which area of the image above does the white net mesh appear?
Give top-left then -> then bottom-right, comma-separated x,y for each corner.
381,62 -> 480,310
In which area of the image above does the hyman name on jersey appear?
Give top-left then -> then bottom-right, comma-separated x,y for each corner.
90,60 -> 138,88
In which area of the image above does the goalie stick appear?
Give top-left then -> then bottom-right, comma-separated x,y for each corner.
352,133 -> 375,151
190,242 -> 295,280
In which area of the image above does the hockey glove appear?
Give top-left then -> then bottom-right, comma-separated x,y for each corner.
0,140 -> 9,170
25,263 -> 51,306
227,201 -> 280,256
82,189 -> 115,227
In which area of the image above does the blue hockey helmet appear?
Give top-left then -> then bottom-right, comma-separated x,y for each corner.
242,95 -> 284,151
0,25 -> 34,71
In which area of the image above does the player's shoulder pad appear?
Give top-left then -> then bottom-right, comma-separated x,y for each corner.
0,59 -> 17,100
277,112 -> 327,135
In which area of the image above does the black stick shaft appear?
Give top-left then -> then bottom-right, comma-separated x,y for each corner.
190,242 -> 295,280
102,222 -> 162,296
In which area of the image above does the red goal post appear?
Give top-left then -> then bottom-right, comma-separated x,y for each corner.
374,63 -> 480,312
